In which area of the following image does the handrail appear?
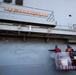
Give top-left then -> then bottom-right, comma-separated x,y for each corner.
55,25 -> 73,30
0,22 -> 75,31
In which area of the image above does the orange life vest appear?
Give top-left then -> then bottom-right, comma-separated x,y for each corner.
66,47 -> 73,52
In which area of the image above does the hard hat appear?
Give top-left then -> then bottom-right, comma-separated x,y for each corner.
55,45 -> 58,48
67,44 -> 70,47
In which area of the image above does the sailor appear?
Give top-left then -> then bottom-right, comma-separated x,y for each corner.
65,44 -> 75,69
54,45 -> 61,53
65,44 -> 74,52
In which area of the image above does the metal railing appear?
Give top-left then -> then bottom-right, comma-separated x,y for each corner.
55,25 -> 73,30
0,22 -> 76,31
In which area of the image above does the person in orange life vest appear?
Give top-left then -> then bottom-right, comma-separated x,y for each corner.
65,44 -> 74,52
65,44 -> 74,67
54,45 -> 61,53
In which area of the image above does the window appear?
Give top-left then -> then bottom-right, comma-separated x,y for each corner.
15,0 -> 23,5
4,0 -> 12,3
